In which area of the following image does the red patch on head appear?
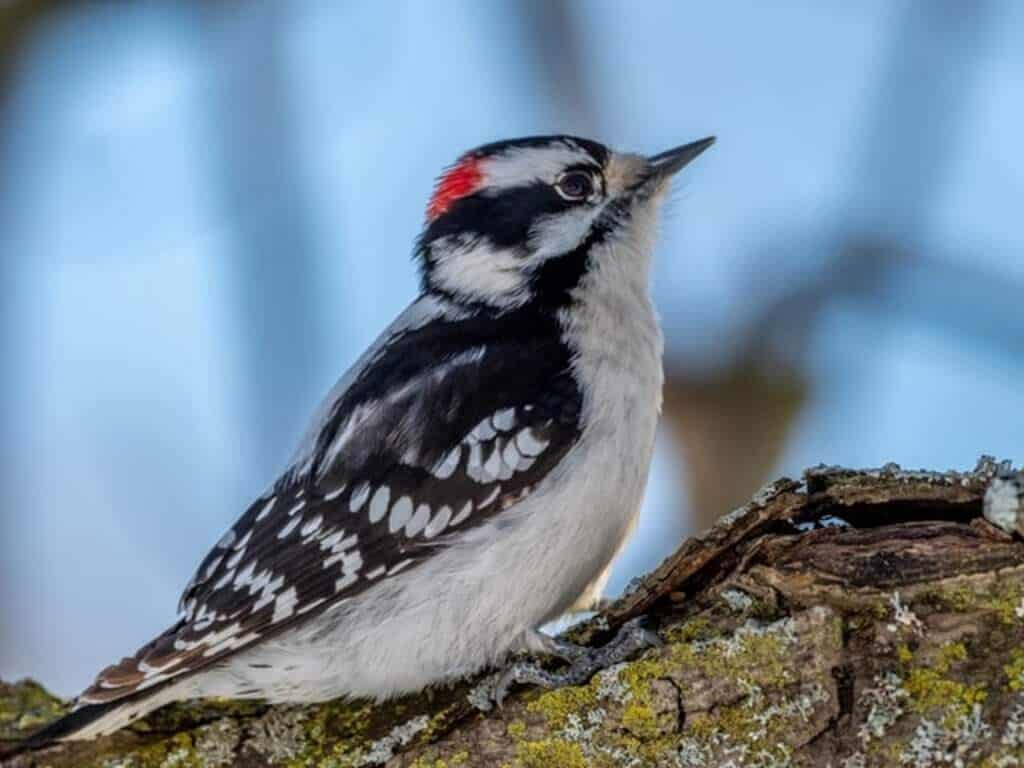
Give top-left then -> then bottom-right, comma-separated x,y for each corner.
427,155 -> 484,221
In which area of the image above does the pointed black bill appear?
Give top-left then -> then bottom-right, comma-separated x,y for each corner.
647,136 -> 716,178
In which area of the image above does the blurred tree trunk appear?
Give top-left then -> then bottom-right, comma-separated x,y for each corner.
197,0 -> 328,477
662,361 -> 808,532
663,1 -> 996,534
0,0 -> 70,681
5,459 -> 1024,767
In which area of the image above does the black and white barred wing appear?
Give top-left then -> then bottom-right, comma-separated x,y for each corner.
81,332 -> 581,704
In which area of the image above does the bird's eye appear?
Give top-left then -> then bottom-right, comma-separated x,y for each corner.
555,171 -> 595,201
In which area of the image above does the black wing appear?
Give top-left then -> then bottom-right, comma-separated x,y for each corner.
82,305 -> 581,703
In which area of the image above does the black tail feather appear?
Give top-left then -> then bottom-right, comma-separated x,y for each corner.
1,701 -> 121,759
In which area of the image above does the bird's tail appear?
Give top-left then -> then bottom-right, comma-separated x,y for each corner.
3,684 -> 179,757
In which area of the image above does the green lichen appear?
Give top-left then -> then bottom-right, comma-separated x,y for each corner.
897,644 -> 915,665
1007,650 -> 1024,692
407,749 -> 470,768
525,680 -> 600,731
893,641 -> 985,733
893,641 -> 987,734
515,654 -> 674,766
134,698 -> 264,736
937,585 -> 977,613
276,696 -> 445,768
686,707 -> 794,767
661,616 -> 712,645
935,642 -> 968,672
515,738 -> 587,768
666,618 -> 793,689
104,734 -> 197,768
928,577 -> 1024,626
986,586 -> 1024,626
3,612 -> 841,766
860,639 -> 1006,763
903,668 -> 986,723
0,679 -> 68,737
286,698 -> 377,767
620,699 -> 659,741
511,613 -> 833,768
981,751 -> 1024,768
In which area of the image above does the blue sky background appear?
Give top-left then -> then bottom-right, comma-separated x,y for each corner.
2,0 -> 1022,696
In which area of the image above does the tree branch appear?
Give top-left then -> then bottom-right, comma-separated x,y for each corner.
4,457 -> 1024,767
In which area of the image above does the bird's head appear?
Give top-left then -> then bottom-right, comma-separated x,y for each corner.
416,134 -> 714,309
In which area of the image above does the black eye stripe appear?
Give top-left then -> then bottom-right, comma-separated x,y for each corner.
420,182 -> 571,250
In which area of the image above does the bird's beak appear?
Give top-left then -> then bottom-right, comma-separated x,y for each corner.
646,136 -> 716,180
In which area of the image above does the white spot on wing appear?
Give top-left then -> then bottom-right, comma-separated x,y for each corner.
478,485 -> 501,509
299,597 -> 326,614
432,447 -> 461,479
350,483 -> 371,513
278,515 -> 302,539
233,560 -> 257,589
496,443 -> 516,480
369,486 -> 391,523
502,439 -> 520,469
406,504 -> 431,536
336,572 -> 358,592
287,500 -> 306,517
471,418 -> 496,442
388,558 -> 414,575
401,444 -> 421,465
515,428 -> 549,457
204,555 -> 224,579
320,529 -> 345,550
272,586 -> 297,623
324,485 -> 346,502
341,550 -> 363,575
226,548 -> 246,569
517,454 -> 537,472
301,514 -> 323,537
364,565 -> 387,580
450,500 -> 473,526
492,408 -> 515,431
389,496 -> 413,533
467,444 -> 489,482
424,505 -> 453,538
482,442 -> 502,479
322,533 -> 359,568
256,497 -> 276,521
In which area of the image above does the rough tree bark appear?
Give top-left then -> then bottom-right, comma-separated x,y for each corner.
4,458 -> 1024,767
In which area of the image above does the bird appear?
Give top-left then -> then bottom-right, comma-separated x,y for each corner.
22,133 -> 714,745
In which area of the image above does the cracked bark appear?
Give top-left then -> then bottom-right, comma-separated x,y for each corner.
4,458 -> 1024,767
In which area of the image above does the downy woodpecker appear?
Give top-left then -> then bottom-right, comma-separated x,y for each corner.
26,134 -> 714,743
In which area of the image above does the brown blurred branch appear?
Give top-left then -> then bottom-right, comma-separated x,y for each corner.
0,0 -> 66,92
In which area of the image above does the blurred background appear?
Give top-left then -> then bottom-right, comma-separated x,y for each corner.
1,0 -> 1022,698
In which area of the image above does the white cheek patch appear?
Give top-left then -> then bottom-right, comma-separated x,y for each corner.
527,206 -> 603,262
430,234 -> 528,305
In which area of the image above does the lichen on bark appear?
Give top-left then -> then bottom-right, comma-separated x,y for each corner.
4,458 -> 1024,767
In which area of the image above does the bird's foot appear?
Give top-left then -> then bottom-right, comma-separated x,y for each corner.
492,617 -> 662,706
